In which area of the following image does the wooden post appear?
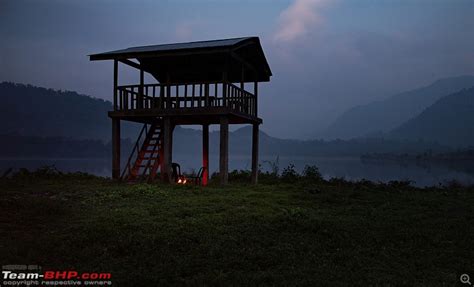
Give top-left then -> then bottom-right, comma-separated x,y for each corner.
166,73 -> 171,109
159,83 -> 165,109
241,65 -> 245,90
253,80 -> 258,117
113,60 -> 118,110
112,118 -> 121,180
222,71 -> 227,107
162,117 -> 172,183
170,124 -> 174,165
139,68 -> 144,109
202,124 -> 209,186
204,83 -> 209,107
219,116 -> 229,185
251,123 -> 259,184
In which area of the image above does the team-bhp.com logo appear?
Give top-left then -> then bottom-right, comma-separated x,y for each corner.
2,265 -> 112,286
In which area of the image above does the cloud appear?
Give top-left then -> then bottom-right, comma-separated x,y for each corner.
273,0 -> 329,43
175,22 -> 195,41
174,20 -> 207,42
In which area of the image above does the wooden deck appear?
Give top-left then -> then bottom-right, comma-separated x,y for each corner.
110,81 -> 261,125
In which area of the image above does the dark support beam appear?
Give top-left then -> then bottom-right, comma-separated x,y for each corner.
139,68 -> 144,109
112,118 -> 121,180
166,73 -> 171,109
170,124 -> 175,165
219,116 -> 229,185
241,64 -> 245,90
204,84 -> 209,107
113,60 -> 118,110
254,80 -> 258,116
222,71 -> 228,107
118,59 -> 141,70
251,123 -> 259,184
162,117 -> 172,183
202,124 -> 209,186
231,51 -> 257,75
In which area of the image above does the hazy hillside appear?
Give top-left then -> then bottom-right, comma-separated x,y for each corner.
389,87 -> 474,147
322,75 -> 474,139
0,82 -> 140,141
0,82 -> 454,158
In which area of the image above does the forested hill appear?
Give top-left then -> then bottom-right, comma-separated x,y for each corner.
0,81 -> 461,158
322,75 -> 474,139
389,87 -> 474,147
0,82 -> 139,141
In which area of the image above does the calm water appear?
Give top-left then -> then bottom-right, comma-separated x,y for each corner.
1,155 -> 473,187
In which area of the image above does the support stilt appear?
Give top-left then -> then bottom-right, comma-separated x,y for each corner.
162,117 -> 172,183
202,124 -> 209,186
251,123 -> 259,184
112,118 -> 121,180
219,117 -> 229,185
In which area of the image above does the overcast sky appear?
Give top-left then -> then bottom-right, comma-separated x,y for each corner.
1,0 -> 473,138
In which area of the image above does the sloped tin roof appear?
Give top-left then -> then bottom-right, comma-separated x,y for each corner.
89,37 -> 271,82
90,37 -> 253,59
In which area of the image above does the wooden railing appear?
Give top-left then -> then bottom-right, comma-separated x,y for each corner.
115,81 -> 257,117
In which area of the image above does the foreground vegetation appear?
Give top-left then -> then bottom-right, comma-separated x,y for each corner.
1,167 -> 474,286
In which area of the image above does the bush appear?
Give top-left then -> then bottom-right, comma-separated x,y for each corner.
281,164 -> 299,183
302,165 -> 323,182
228,170 -> 251,183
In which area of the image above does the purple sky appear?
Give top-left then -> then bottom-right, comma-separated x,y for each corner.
1,0 -> 473,138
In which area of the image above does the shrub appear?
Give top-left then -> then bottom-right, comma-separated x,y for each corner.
387,180 -> 414,189
302,165 -> 323,182
281,164 -> 299,183
228,170 -> 251,183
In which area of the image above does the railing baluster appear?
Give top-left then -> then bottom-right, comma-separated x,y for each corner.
159,84 -> 164,109
119,89 -> 122,110
214,83 -> 217,107
175,85 -> 179,108
222,82 -> 226,108
205,83 -> 209,107
114,82 -> 256,116
125,89 -> 128,110
199,84 -> 203,107
166,84 -> 171,109
184,84 -> 188,108
132,87 -> 136,109
192,84 -> 195,107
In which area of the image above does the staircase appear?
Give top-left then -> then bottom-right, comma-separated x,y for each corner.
121,122 -> 162,182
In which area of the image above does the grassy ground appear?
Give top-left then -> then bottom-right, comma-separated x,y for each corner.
1,171 -> 473,286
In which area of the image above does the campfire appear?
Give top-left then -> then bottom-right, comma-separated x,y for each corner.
177,176 -> 187,185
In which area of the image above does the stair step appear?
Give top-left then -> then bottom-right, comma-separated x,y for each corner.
123,123 -> 163,183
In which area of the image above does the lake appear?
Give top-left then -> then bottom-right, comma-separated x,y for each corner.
1,155 -> 473,187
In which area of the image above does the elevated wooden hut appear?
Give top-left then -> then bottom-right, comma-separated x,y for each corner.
90,37 -> 272,185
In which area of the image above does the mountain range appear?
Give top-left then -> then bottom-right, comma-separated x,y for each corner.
322,75 -> 474,141
0,78 -> 473,160
389,87 -> 474,146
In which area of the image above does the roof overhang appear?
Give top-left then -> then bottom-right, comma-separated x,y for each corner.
89,37 -> 272,83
